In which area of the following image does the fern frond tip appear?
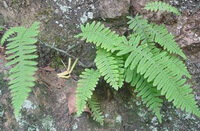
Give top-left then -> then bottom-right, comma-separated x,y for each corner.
88,96 -> 104,125
76,69 -> 101,116
144,1 -> 181,16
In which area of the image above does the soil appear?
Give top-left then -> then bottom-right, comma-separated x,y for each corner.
0,0 -> 200,131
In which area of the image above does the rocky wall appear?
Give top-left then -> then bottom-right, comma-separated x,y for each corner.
0,0 -> 200,130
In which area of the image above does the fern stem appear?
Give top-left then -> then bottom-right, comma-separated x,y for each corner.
39,40 -> 95,68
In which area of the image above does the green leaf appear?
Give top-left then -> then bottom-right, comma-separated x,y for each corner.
76,69 -> 101,116
144,1 -> 181,16
125,67 -> 163,122
88,95 -> 104,125
2,22 -> 40,118
95,48 -> 124,90
75,21 -> 123,52
116,37 -> 200,117
0,26 -> 3,31
127,16 -> 186,58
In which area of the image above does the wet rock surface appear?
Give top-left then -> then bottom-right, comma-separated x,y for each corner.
0,0 -> 200,131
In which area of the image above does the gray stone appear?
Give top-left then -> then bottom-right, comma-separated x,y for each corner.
99,0 -> 130,18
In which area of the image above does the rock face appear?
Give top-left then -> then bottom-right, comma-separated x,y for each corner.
99,0 -> 130,18
0,0 -> 100,69
0,0 -> 200,131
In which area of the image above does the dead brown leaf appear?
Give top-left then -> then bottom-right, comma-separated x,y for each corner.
67,87 -> 91,115
36,69 -> 66,89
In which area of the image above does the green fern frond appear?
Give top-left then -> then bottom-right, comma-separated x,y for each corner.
115,56 -> 125,88
1,22 -> 40,117
166,55 -> 191,78
125,67 -> 163,122
127,16 -> 186,59
115,38 -> 200,117
76,69 -> 101,116
127,16 -> 153,44
88,95 -> 104,125
75,21 -> 123,52
95,48 -> 123,90
76,14 -> 199,123
144,1 -> 181,15
150,23 -> 186,58
0,26 -> 3,31
1,27 -> 24,46
148,44 -> 191,78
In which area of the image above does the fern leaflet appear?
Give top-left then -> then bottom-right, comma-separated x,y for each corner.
115,37 -> 200,117
144,1 -> 181,15
1,27 -> 24,46
127,16 -> 153,44
150,23 -> 186,58
1,22 -> 40,117
75,21 -> 123,52
125,67 -> 163,122
0,26 -> 3,31
148,44 -> 191,78
76,69 -> 101,116
95,48 -> 124,90
115,56 -> 125,88
127,16 -> 186,58
88,95 -> 104,125
166,55 -> 191,78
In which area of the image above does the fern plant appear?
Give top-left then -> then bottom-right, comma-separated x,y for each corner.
127,15 -> 186,58
75,1 -> 200,124
1,22 -> 40,118
144,1 -> 181,15
0,26 -> 3,31
76,69 -> 101,116
95,48 -> 124,90
88,95 -> 104,125
125,67 -> 163,122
